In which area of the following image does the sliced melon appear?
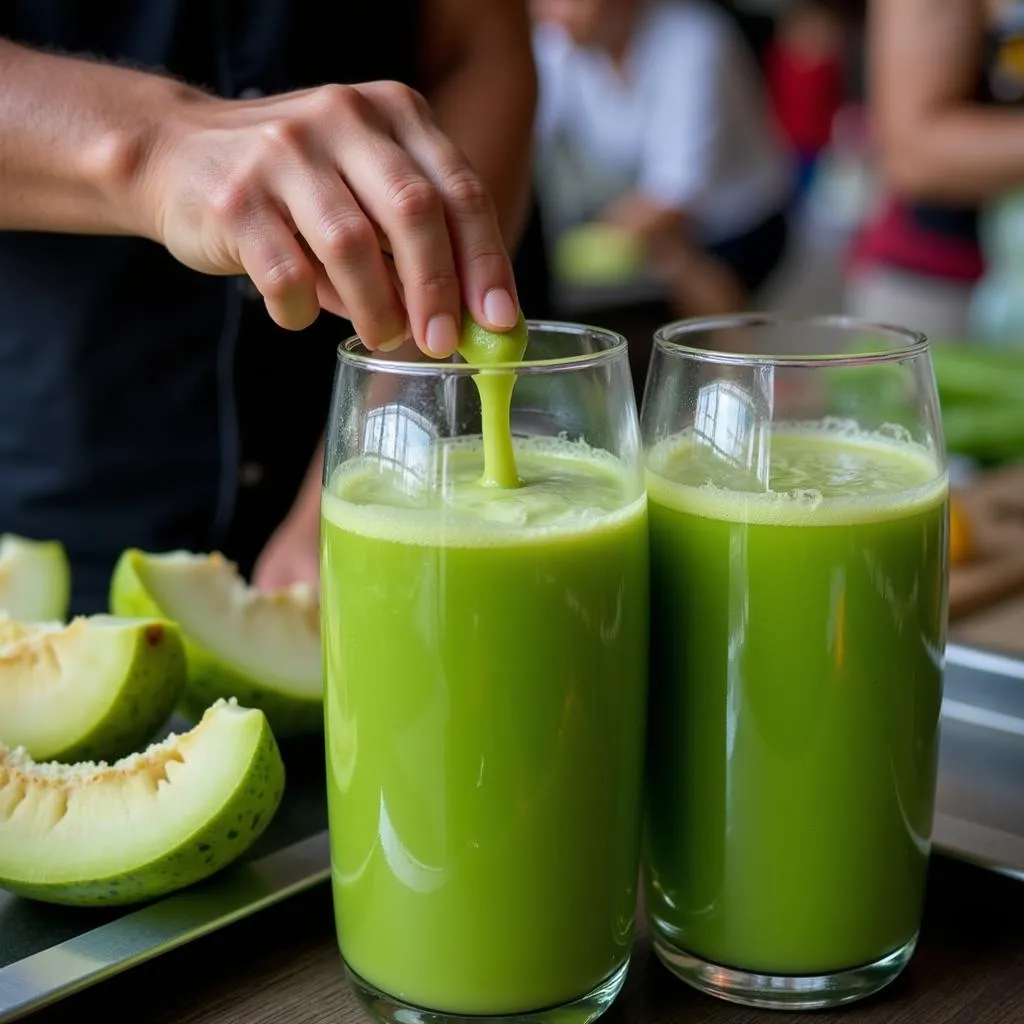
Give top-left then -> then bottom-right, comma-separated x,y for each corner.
0,534 -> 71,623
0,614 -> 186,764
109,550 -> 322,738
0,699 -> 285,906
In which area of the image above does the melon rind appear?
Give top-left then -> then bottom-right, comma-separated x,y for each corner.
0,614 -> 187,764
0,699 -> 285,907
109,549 -> 323,738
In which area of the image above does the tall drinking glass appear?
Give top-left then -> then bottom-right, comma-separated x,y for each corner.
640,315 -> 948,1010
320,322 -> 649,1024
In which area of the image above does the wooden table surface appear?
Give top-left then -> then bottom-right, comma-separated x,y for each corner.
26,853 -> 1024,1024
954,591 -> 1024,658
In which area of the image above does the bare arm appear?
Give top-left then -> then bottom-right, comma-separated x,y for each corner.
870,0 -> 1024,203
420,0 -> 537,247
0,38 -> 184,235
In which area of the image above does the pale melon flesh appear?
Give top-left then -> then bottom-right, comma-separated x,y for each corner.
0,534 -> 71,623
109,550 -> 323,737
0,614 -> 187,763
0,700 -> 285,906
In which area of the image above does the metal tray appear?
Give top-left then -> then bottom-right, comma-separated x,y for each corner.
0,725 -> 330,1022
3,644 -> 1024,1022
933,643 -> 1024,881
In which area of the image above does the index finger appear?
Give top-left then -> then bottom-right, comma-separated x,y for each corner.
340,135 -> 463,358
394,120 -> 521,335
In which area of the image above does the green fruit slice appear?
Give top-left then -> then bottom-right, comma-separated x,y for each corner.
0,614 -> 186,763
109,550 -> 322,737
0,534 -> 71,623
457,308 -> 528,366
0,698 -> 285,907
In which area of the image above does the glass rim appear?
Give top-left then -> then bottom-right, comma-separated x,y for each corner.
653,313 -> 930,368
336,319 -> 629,376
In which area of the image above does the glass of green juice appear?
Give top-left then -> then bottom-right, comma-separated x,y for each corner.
640,314 -> 949,1011
320,322 -> 649,1024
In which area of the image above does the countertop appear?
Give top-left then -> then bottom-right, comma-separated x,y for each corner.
25,853 -> 1024,1024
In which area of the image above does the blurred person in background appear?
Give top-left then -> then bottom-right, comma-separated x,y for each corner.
765,0 -> 853,204
530,0 -> 793,392
0,1 -> 539,614
847,0 -> 1024,340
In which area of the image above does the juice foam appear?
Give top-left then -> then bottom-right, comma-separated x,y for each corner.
647,420 -> 948,526
323,435 -> 645,546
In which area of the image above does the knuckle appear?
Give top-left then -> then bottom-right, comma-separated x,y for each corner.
399,84 -> 431,117
376,79 -> 426,110
207,177 -> 258,223
257,117 -> 305,155
413,264 -> 459,299
319,214 -> 376,263
464,246 -> 510,274
387,175 -> 442,224
360,305 -> 406,344
261,256 -> 313,300
309,82 -> 359,119
439,169 -> 491,215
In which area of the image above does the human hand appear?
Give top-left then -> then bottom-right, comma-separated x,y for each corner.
252,513 -> 320,594
601,194 -> 684,246
135,81 -> 521,356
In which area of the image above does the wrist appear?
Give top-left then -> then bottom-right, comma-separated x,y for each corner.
83,75 -> 204,241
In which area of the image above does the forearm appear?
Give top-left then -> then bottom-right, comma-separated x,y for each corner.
285,436 -> 327,528
0,38 -> 194,235
869,0 -> 1024,204
878,109 -> 1024,205
426,53 -> 537,248
421,0 -> 537,250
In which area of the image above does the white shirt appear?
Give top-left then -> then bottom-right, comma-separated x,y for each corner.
533,0 -> 793,244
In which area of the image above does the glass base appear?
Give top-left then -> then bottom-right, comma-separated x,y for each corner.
345,959 -> 630,1024
652,933 -> 917,1011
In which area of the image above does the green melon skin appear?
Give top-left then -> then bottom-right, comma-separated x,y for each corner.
0,700 -> 285,907
0,616 -> 188,765
109,550 -> 323,739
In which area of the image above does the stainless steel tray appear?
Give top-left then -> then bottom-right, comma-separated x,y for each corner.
0,727 -> 330,1022
934,643 -> 1024,882
2,645 -> 1023,1022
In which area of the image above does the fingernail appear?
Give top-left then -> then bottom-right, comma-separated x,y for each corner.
426,314 -> 458,357
483,289 -> 518,330
378,333 -> 408,353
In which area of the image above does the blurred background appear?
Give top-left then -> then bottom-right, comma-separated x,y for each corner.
520,0 -> 1024,402
513,0 -> 1024,641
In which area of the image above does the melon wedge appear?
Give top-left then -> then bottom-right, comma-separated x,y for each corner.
0,699 -> 285,906
0,614 -> 186,763
109,550 -> 322,737
0,534 -> 70,623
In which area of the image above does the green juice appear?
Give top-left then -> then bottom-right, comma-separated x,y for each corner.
643,426 -> 948,976
321,437 -> 649,1015
458,309 -> 528,489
